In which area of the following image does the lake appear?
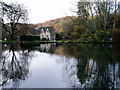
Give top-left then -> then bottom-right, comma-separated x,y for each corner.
0,43 -> 120,89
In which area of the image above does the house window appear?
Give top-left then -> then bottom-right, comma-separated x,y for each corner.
46,36 -> 49,40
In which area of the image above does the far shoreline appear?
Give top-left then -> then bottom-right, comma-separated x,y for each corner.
1,40 -> 119,44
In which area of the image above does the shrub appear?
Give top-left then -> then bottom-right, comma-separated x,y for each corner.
42,37 -> 47,41
87,36 -> 93,42
112,29 -> 120,43
20,35 -> 40,41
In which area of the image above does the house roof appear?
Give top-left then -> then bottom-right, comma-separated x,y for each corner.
37,26 -> 59,34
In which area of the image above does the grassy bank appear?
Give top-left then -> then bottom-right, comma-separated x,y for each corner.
1,39 -> 118,44
0,40 -> 17,43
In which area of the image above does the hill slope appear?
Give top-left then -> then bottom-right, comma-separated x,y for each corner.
34,16 -> 77,33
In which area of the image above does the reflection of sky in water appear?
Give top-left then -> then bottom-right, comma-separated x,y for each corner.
3,51 -> 76,88
2,44 -> 120,88
22,52 -> 71,88
2,50 -> 120,88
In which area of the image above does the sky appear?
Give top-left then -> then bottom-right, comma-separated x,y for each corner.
2,0 -> 78,24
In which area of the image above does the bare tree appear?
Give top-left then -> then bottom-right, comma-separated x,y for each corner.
1,1 -> 28,40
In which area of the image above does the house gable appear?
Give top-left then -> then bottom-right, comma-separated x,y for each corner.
36,26 -> 58,40
29,26 -> 59,40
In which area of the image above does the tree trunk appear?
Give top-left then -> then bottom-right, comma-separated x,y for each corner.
10,23 -> 15,40
113,0 -> 117,29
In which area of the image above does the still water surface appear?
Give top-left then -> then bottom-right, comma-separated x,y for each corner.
1,43 -> 120,88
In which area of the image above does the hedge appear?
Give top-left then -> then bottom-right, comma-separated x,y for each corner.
20,35 -> 40,41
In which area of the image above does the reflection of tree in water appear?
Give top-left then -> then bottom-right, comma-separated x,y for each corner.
92,63 -> 120,88
1,44 -> 34,88
56,56 -> 80,88
56,44 -> 120,88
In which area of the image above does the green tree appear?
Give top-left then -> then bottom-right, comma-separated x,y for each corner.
76,0 -> 120,41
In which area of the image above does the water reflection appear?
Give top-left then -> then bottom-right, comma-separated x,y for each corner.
1,44 -> 34,88
1,43 -> 120,88
20,43 -> 57,54
55,44 -> 120,88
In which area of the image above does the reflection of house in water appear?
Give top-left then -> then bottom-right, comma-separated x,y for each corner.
40,44 -> 51,52
20,43 -> 58,54
29,43 -> 57,54
39,43 -> 57,53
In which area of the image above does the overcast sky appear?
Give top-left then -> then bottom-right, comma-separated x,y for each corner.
2,0 -> 78,24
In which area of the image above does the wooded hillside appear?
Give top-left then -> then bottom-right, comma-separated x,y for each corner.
34,16 -> 77,33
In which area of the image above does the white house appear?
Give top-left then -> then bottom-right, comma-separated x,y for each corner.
36,27 -> 58,40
